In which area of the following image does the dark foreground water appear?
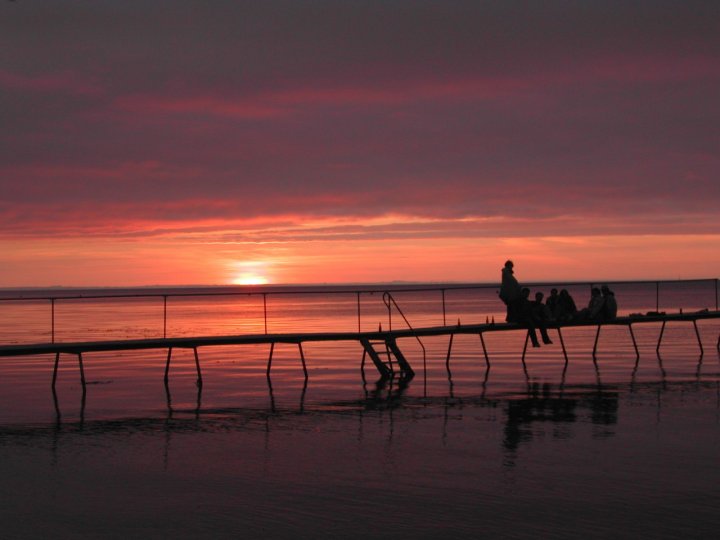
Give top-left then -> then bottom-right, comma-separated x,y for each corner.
1,284 -> 719,538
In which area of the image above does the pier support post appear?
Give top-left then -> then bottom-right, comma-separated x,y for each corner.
77,352 -> 86,388
266,342 -> 309,379
50,352 -> 86,390
193,347 -> 203,387
445,333 -> 454,373
656,320 -> 666,355
592,325 -> 602,360
266,342 -> 275,378
164,347 -> 173,385
52,351 -> 60,390
479,332 -> 490,367
521,332 -> 529,363
628,324 -> 639,360
557,327 -> 568,364
692,320 -> 704,358
298,342 -> 308,379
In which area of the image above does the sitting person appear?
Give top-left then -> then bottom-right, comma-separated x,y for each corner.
577,287 -> 605,322
518,288 -> 553,347
545,288 -> 560,319
601,285 -> 617,320
533,291 -> 554,321
556,289 -> 578,322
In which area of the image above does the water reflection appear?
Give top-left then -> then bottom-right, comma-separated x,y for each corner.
3,378 -> 720,485
164,381 -> 202,418
51,385 -> 86,426
266,375 -> 308,413
361,374 -> 410,408
502,382 -> 619,466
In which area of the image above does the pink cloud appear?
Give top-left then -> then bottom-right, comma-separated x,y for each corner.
115,95 -> 287,119
0,69 -> 101,96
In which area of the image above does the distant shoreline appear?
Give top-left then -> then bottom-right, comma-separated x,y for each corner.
0,278 -> 717,299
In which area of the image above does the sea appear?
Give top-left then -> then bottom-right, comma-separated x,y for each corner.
0,280 -> 719,539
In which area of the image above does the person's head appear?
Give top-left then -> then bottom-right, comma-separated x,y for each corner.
560,289 -> 569,298
521,287 -> 530,299
591,287 -> 601,296
535,292 -> 544,302
550,288 -> 558,296
601,285 -> 612,295
504,260 -> 514,269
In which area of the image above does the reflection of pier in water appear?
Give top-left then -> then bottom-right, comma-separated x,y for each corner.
3,380 -> 718,476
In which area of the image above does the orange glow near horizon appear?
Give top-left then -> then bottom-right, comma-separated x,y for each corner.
2,233 -> 719,288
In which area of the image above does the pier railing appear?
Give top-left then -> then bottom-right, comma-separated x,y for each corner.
0,278 -> 717,344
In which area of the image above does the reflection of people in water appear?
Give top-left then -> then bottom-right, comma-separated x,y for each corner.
503,383 -> 618,454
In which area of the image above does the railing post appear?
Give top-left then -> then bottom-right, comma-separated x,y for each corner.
656,281 -> 659,312
163,295 -> 167,339
356,292 -> 361,333
386,292 -> 392,331
441,289 -> 446,326
50,298 -> 55,343
263,293 -> 268,334
715,278 -> 718,311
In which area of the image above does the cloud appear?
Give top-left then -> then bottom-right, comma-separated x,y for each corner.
1,1 -> 719,285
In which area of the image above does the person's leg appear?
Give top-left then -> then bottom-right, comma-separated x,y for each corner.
507,300 -> 520,322
525,320 -> 540,347
540,324 -> 553,344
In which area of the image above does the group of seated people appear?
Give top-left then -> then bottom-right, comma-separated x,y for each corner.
543,285 -> 617,323
499,260 -> 618,348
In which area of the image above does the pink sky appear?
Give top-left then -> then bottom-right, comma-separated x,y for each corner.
1,1 -> 719,286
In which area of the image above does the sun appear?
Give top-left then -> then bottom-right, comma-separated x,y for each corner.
228,260 -> 272,285
231,273 -> 269,286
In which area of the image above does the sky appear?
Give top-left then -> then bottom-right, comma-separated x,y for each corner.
1,0 -> 719,287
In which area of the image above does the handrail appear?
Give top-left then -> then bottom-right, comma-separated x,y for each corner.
0,278 -> 717,344
382,292 -> 427,382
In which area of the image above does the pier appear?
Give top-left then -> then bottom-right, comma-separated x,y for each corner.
1,279 -> 719,411
1,300 -> 718,390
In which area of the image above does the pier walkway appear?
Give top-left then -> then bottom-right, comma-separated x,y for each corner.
1,310 -> 718,390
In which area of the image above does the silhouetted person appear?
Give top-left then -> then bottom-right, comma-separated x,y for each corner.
532,291 -> 553,321
578,287 -> 605,321
601,285 -> 617,320
499,260 -> 522,322
518,288 -> 552,347
546,288 -> 560,319
556,289 -> 578,322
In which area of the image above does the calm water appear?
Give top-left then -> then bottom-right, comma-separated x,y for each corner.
1,283 -> 719,538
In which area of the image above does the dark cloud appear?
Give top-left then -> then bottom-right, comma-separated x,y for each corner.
1,0 -> 719,236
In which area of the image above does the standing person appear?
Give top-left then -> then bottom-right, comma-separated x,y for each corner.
499,260 -> 522,322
